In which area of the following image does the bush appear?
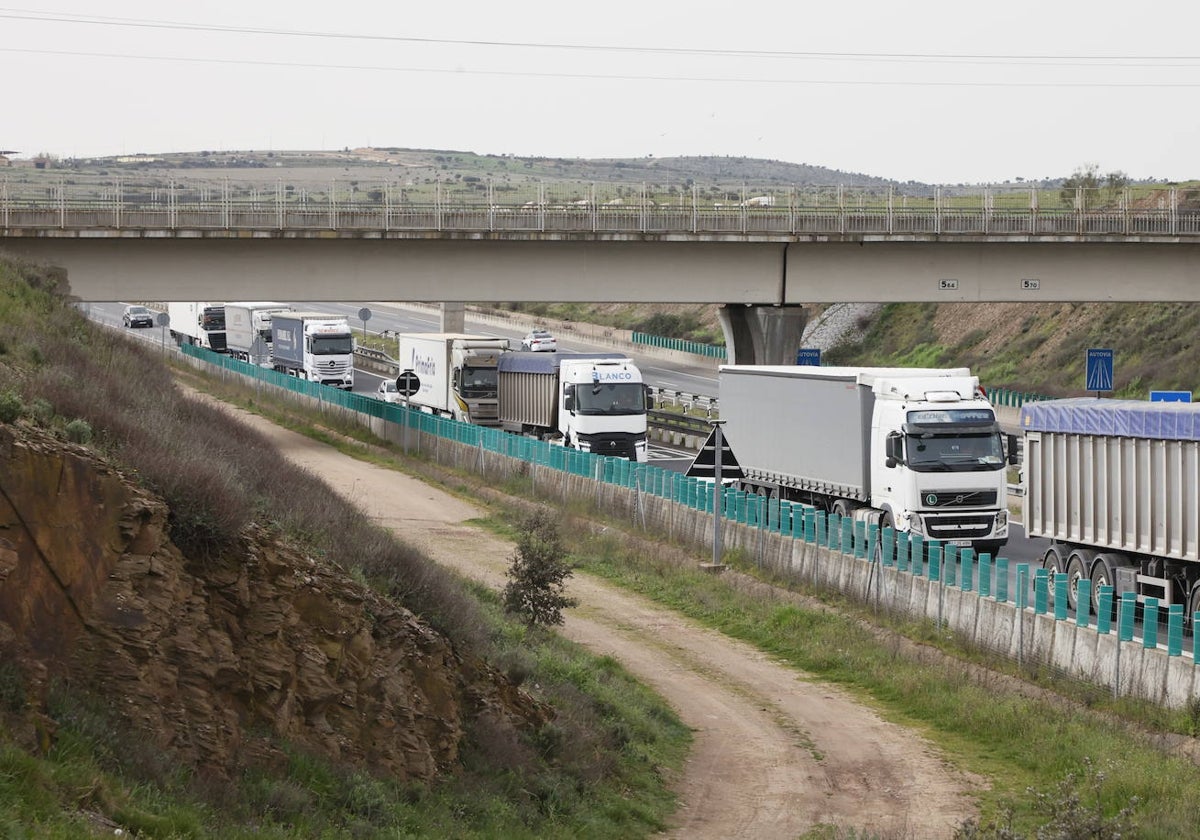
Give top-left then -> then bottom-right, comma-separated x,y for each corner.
63,418 -> 92,444
0,390 -> 21,423
502,509 -> 578,627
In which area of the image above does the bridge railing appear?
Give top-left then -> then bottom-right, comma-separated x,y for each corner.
4,177 -> 1199,238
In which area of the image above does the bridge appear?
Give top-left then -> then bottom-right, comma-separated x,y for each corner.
4,177 -> 1200,363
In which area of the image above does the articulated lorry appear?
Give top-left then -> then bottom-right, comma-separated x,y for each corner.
396,333 -> 511,425
719,365 -> 1015,555
270,311 -> 355,389
1021,398 -> 1200,617
497,352 -> 650,462
167,302 -> 227,352
224,301 -> 290,366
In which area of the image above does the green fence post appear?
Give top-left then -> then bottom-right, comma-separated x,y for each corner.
854,521 -> 867,559
895,530 -> 908,571
841,517 -> 854,555
1118,593 -> 1137,642
960,547 -> 975,592
1076,579 -> 1091,628
1034,568 -> 1049,614
995,557 -> 1009,602
881,526 -> 894,567
910,535 -> 925,577
1053,573 -> 1069,620
1168,605 -> 1183,656
1015,564 -> 1029,609
1143,598 -> 1160,649
944,545 -> 958,587
978,553 -> 991,598
928,543 -> 942,583
1096,585 -> 1114,635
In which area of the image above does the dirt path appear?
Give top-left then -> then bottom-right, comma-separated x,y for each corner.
216,401 -> 979,838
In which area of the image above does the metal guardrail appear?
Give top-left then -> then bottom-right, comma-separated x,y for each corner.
5,178 -> 1199,239
647,409 -> 712,438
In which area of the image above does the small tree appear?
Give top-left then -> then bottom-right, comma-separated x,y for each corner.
503,509 -> 578,627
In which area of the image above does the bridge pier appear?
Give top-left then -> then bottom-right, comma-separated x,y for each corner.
439,302 -> 466,333
718,304 -> 808,366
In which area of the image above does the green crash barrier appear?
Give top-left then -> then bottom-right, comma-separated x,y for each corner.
1097,586 -> 1114,635
1143,598 -> 1160,649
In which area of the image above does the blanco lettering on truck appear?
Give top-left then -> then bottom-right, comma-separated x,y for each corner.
595,370 -> 635,381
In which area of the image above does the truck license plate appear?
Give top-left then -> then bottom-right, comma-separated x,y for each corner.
949,539 -> 972,547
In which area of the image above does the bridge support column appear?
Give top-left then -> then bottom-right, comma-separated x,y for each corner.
439,302 -> 466,333
718,304 -> 808,366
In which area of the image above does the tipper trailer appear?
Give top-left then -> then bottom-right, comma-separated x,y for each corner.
1021,397 -> 1200,616
497,352 -> 650,462
719,365 -> 1015,555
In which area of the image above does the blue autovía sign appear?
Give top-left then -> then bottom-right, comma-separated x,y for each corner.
1150,390 -> 1193,403
1086,348 -> 1114,392
796,348 -> 821,366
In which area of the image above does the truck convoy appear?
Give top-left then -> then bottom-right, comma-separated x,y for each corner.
1021,398 -> 1200,617
224,301 -> 290,366
718,366 -> 1015,555
497,352 -> 650,462
395,333 -> 511,425
269,311 -> 355,390
167,302 -> 227,352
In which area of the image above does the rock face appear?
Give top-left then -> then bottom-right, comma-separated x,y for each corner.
0,421 -> 549,779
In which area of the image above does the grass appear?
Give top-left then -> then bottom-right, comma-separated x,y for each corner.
0,256 -> 690,838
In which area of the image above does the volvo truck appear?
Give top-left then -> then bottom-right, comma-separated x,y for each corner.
395,333 -> 510,425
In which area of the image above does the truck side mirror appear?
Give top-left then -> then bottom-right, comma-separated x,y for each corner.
1007,433 -> 1019,465
564,384 -> 575,412
644,384 -> 653,410
885,432 -> 902,468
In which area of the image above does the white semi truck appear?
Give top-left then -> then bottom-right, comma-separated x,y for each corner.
497,352 -> 650,462
167,302 -> 227,352
269,311 -> 355,390
1021,397 -> 1200,616
224,301 -> 290,366
395,333 -> 510,426
718,366 -> 1015,555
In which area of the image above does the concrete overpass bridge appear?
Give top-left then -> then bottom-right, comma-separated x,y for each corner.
3,177 -> 1199,363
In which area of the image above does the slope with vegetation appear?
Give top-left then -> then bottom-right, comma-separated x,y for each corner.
0,256 -> 687,838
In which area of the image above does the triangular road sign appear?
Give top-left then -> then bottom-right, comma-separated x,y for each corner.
685,427 -> 745,480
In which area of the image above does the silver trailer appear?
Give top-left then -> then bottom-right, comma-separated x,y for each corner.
1021,398 -> 1200,616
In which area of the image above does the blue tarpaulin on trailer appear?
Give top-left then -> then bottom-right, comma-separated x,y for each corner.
1020,397 -> 1200,440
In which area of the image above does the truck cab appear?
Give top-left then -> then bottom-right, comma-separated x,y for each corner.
559,357 -> 651,462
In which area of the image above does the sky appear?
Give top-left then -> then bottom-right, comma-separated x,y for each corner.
3,1 -> 1199,184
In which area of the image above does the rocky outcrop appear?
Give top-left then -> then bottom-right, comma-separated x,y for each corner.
0,421 -> 549,779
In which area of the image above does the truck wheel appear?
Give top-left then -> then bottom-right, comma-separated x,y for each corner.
1188,583 -> 1200,628
1064,549 -> 1095,611
1041,545 -> 1065,608
1090,554 -> 1119,621
831,499 -> 851,518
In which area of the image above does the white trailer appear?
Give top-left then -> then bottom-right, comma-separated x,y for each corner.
224,301 -> 290,366
167,302 -> 227,352
1021,397 -> 1200,616
719,365 -> 1014,555
497,352 -> 650,462
396,333 -> 510,425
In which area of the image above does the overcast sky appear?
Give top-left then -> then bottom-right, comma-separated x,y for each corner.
4,1 -> 1198,184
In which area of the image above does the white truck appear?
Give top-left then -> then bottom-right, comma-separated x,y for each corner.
167,302 -> 227,352
270,311 -> 355,390
497,352 -> 650,462
1021,397 -> 1200,617
719,366 -> 1015,555
395,332 -> 510,426
224,301 -> 290,366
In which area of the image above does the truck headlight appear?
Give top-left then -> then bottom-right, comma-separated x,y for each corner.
908,513 -> 924,535
995,509 -> 1008,536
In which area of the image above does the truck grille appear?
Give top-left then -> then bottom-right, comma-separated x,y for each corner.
925,514 -> 996,540
921,490 -> 997,508
579,432 -> 643,461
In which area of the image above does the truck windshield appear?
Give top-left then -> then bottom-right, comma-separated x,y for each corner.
459,366 -> 498,398
575,382 -> 646,415
201,309 -> 225,330
906,432 -> 1005,471
310,335 -> 353,355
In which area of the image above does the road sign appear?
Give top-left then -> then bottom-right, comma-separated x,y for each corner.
1085,348 -> 1114,392
796,348 -> 821,366
396,370 -> 420,397
155,312 -> 170,327
1150,390 -> 1192,403
686,426 -> 745,481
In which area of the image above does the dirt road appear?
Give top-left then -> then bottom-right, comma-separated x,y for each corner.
220,402 -> 979,838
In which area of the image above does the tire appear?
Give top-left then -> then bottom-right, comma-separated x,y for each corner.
1041,545 -> 1066,608
1089,553 -> 1119,621
831,499 -> 851,518
1188,583 -> 1200,629
1064,549 -> 1094,611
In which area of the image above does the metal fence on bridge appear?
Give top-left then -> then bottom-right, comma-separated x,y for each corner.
6,177 -> 1200,237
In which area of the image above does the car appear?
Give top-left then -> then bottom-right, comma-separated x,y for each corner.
375,379 -> 402,404
122,305 -> 154,328
521,329 -> 557,352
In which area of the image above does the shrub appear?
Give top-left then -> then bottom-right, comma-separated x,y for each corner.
502,509 -> 578,627
0,390 -> 21,423
63,418 -> 92,444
